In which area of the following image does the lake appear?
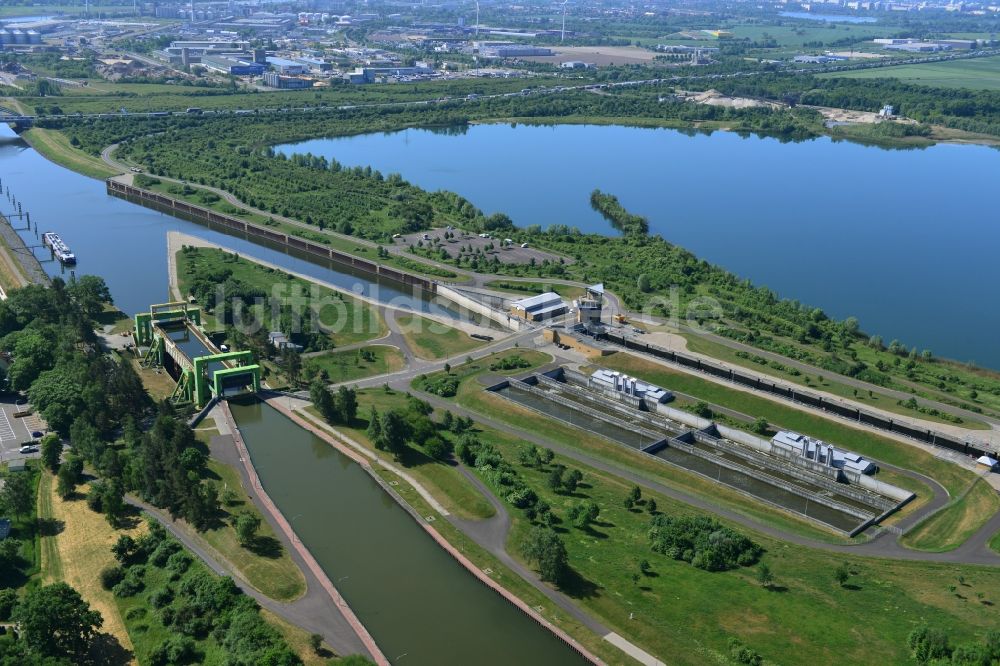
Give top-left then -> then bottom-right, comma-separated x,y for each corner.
279,123 -> 1000,369
779,11 -> 878,23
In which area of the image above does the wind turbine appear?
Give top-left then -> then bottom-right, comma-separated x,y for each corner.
561,0 -> 568,43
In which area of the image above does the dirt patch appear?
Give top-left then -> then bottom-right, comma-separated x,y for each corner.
395,227 -> 571,267
810,105 -> 917,125
676,89 -> 783,109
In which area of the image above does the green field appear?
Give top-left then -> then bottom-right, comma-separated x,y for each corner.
304,345 -> 405,384
822,55 -> 1000,90
394,313 -> 486,360
22,127 -> 118,179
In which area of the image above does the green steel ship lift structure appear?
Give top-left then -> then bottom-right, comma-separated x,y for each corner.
135,302 -> 261,408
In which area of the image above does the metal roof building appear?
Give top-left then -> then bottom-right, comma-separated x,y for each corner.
772,431 -> 876,475
510,292 -> 567,322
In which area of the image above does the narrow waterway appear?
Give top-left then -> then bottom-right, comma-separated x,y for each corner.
230,398 -> 589,666
0,127 -> 450,321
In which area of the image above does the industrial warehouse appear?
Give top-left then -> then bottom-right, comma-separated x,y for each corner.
488,366 -> 913,535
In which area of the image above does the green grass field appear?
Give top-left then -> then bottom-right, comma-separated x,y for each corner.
822,55 -> 1000,90
304,345 -> 405,384
394,313 -> 486,360
902,477 -> 1000,552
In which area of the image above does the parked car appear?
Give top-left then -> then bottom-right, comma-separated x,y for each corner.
19,444 -> 38,454
30,431 -> 43,439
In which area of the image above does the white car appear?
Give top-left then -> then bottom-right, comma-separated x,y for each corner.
19,444 -> 38,454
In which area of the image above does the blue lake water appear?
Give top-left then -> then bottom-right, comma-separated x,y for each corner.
279,123 -> 1000,368
779,11 -> 878,23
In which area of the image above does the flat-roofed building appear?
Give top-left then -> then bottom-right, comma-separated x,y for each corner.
772,431 -> 876,474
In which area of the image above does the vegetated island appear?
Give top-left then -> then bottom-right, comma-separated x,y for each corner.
590,189 -> 649,236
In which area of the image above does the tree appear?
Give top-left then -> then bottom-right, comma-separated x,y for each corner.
1,472 -> 34,521
563,468 -> 583,494
111,535 -> 138,564
234,512 -> 261,547
281,347 -> 302,386
102,479 -> 126,528
752,417 -> 769,435
374,410 -> 409,459
309,633 -> 323,655
908,626 -> 951,664
366,406 -> 381,442
546,467 -> 564,493
57,464 -> 77,499
647,498 -> 657,514
310,378 -> 339,423
335,385 -> 358,423
834,563 -> 850,587
539,448 -> 555,466
757,563 -> 774,589
13,582 -> 103,660
519,527 -> 569,586
568,501 -> 599,529
40,434 -> 63,473
629,485 -> 642,504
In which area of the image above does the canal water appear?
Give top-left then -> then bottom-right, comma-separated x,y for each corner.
230,398 -> 588,666
0,127 -> 451,321
278,124 -> 1000,370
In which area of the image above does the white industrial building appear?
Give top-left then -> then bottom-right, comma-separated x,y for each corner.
590,369 -> 672,404
772,431 -> 876,475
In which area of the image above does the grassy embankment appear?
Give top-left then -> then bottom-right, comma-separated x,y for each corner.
304,344 -> 406,384
344,353 -> 1000,665
21,127 -> 118,179
598,353 -> 1000,550
134,174 -> 462,282
194,423 -> 306,602
679,332 -> 992,430
483,279 -> 586,301
175,245 -> 386,347
393,313 -> 486,360
300,386 -> 498,522
902,478 -> 999,552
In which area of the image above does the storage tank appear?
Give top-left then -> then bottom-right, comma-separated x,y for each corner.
0,30 -> 9,46
11,29 -> 26,44
26,30 -> 41,45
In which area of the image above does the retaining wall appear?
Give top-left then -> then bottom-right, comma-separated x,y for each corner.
106,179 -> 435,291
435,283 -> 526,331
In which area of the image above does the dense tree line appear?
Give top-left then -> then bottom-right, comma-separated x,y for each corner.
589,189 -> 649,236
647,514 -> 762,571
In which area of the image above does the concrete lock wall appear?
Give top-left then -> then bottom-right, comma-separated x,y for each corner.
435,284 -> 525,332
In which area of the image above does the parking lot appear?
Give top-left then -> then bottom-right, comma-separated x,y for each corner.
395,228 -> 573,267
0,398 -> 45,464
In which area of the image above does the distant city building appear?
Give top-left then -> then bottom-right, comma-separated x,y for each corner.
560,60 -> 595,69
347,64 -> 433,83
268,331 -> 303,351
201,55 -> 265,76
266,56 -> 307,75
475,41 -> 553,57
262,71 -> 312,89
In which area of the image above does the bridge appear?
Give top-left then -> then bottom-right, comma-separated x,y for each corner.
134,301 -> 261,408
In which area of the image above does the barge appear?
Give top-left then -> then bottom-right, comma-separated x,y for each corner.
41,232 -> 76,265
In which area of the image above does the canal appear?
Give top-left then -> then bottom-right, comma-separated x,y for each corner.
0,127 -> 455,321
230,398 -> 589,666
278,123 -> 1000,370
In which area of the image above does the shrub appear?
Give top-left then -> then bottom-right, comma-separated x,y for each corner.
166,551 -> 193,576
0,589 -> 17,620
112,565 -> 146,598
647,515 -> 761,571
150,540 -> 182,568
124,607 -> 147,621
149,586 -> 174,609
99,565 -> 125,591
149,635 -> 198,666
